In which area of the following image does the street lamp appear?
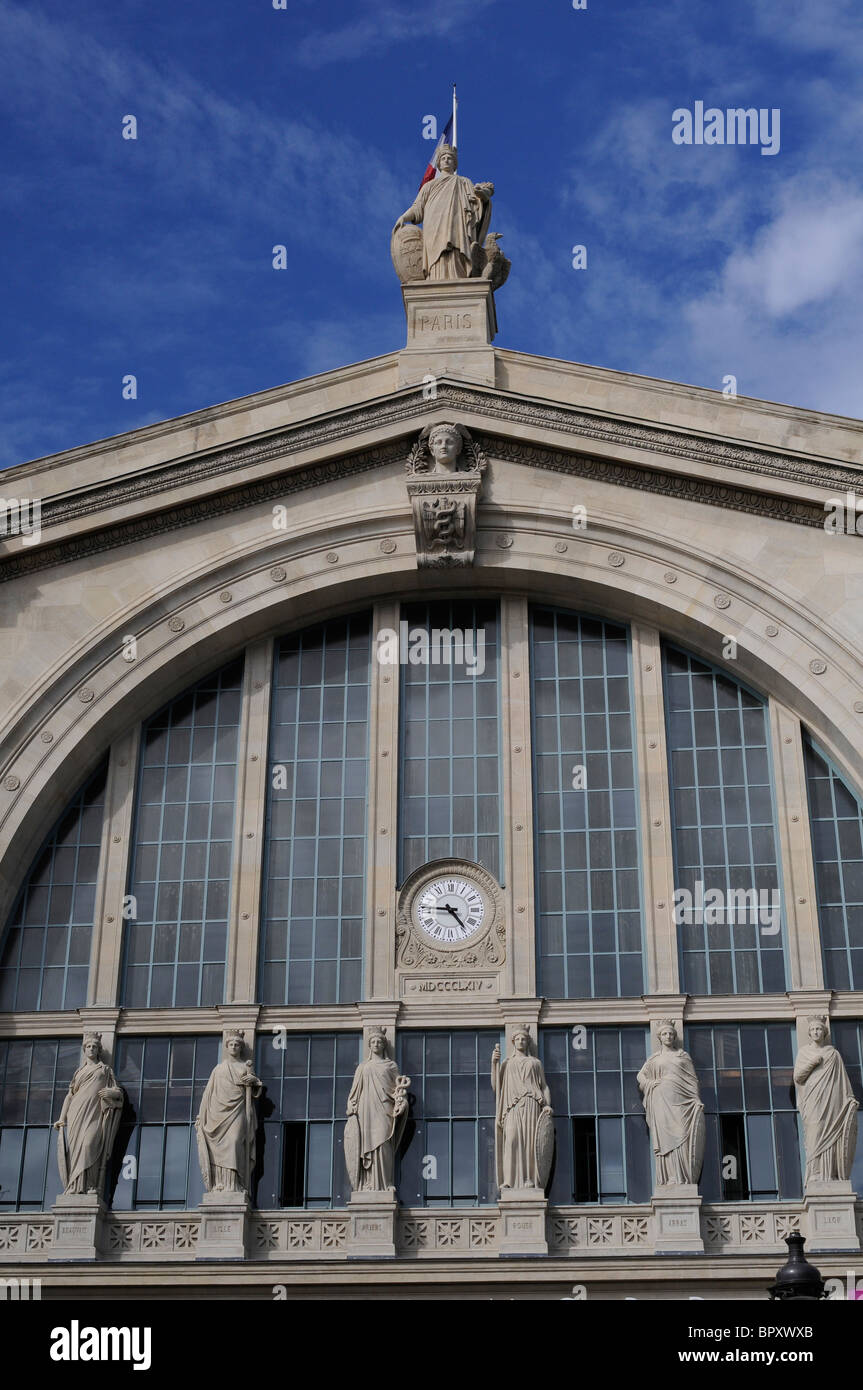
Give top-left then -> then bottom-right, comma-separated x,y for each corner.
768,1232 -> 826,1301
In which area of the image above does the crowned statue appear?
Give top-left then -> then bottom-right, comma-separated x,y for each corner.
392,143 -> 510,290
195,1030 -> 263,1195
793,1016 -> 859,1186
54,1032 -> 124,1197
344,1027 -> 410,1194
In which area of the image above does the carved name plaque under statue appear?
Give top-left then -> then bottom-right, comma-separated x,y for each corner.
405,424 -> 486,569
395,858 -> 505,1000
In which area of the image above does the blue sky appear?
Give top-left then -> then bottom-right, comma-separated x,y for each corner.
3,0 -> 863,467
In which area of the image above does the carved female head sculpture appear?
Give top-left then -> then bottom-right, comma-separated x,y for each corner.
657,1020 -> 678,1049
435,144 -> 458,173
225,1029 -> 246,1059
368,1026 -> 388,1057
428,423 -> 464,472
807,1016 -> 828,1045
511,1027 -> 532,1054
82,1032 -> 102,1061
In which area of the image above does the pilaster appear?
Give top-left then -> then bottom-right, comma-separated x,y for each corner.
226,639 -> 273,1004
499,597 -> 536,999
89,727 -> 141,1006
768,700 -> 823,991
630,624 -> 678,995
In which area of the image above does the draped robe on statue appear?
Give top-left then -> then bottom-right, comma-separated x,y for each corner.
401,171 -> 491,280
347,1055 -> 402,1190
57,1059 -> 123,1195
196,1058 -> 261,1192
637,1049 -> 704,1186
495,1052 -> 549,1190
794,1043 -> 858,1184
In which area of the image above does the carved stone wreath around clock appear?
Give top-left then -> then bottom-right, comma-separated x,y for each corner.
395,858 -> 506,970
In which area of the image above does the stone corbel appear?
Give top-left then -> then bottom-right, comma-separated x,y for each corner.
405,423 -> 486,568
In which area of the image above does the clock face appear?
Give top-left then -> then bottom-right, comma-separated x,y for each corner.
415,876 -> 486,944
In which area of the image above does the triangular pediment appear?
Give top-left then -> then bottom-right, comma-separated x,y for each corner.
3,349 -> 861,583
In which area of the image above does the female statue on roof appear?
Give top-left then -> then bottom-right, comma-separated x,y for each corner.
393,145 -> 494,281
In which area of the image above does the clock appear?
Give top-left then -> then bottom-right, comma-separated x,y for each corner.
396,858 -> 504,971
415,875 -> 486,944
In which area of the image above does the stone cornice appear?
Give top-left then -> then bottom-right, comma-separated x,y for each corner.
2,379 -> 860,584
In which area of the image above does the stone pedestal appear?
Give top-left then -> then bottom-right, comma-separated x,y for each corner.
803,1181 -> 860,1251
50,1192 -> 108,1260
398,280 -> 497,388
497,1190 -> 548,1257
195,1190 -> 251,1260
346,1191 -> 398,1257
651,1185 -> 704,1254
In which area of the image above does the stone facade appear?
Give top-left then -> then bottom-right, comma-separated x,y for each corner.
1,285 -> 862,1298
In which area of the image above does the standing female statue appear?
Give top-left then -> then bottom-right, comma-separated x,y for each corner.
637,1021 -> 705,1187
344,1028 -> 410,1194
195,1030 -> 263,1194
491,1028 -> 554,1192
54,1032 -> 124,1196
393,145 -> 494,281
794,1016 -> 858,1185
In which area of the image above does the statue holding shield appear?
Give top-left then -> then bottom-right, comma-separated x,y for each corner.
491,1027 -> 554,1192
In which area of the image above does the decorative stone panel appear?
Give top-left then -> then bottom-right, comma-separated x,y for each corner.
249,1213 -> 349,1259
547,1207 -> 653,1255
701,1204 -> 805,1254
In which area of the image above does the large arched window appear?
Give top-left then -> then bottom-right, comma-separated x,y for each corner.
663,646 -> 786,995
530,607 -> 644,998
0,762 -> 107,1012
803,733 -> 863,991
259,614 -> 371,1005
398,600 -> 502,882
120,659 -> 244,1008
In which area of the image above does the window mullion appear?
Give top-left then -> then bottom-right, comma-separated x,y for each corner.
90,726 -> 141,1006
366,600 -> 400,999
767,698 -> 822,990
499,595 -> 535,998
629,624 -> 678,995
226,638 -> 273,1005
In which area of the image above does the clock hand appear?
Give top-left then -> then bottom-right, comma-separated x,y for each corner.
442,903 -> 467,929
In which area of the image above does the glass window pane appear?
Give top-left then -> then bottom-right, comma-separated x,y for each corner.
397,602 -> 501,881
664,646 -> 786,995
804,735 -> 863,991
530,608 -> 644,999
260,616 -> 371,1004
121,661 -> 242,1006
0,765 -> 107,1012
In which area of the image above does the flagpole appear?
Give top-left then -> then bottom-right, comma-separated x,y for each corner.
452,83 -> 458,151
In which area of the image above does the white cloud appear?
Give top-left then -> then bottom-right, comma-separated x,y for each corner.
721,186 -> 863,317
293,0 -> 496,68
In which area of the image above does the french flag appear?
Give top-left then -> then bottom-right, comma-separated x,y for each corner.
418,89 -> 457,191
